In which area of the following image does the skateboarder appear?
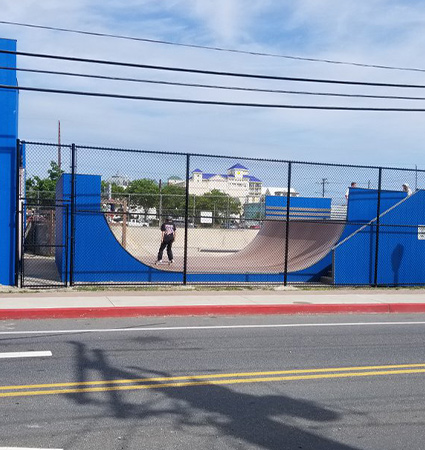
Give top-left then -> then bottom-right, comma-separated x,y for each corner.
156,216 -> 176,264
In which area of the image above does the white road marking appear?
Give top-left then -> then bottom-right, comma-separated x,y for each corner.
0,351 -> 52,359
0,321 -> 425,336
0,448 -> 62,449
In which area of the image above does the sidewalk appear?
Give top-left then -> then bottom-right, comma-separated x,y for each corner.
1,287 -> 425,319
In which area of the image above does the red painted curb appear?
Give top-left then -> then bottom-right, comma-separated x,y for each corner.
388,303 -> 425,314
0,303 -> 399,320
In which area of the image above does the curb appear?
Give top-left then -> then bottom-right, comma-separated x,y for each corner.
1,303 -> 425,320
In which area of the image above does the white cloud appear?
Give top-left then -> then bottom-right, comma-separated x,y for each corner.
1,0 -> 425,175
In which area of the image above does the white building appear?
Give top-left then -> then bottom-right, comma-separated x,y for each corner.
175,163 -> 262,203
106,172 -> 131,188
261,186 -> 299,197
167,176 -> 183,185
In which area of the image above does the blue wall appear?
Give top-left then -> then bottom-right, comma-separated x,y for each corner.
56,174 -> 183,283
265,196 -> 332,220
0,38 -> 18,286
347,188 -> 406,223
334,189 -> 422,285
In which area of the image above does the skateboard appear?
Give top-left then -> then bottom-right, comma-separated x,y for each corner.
155,261 -> 174,265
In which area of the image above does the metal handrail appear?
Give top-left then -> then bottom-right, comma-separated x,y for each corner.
332,190 -> 419,250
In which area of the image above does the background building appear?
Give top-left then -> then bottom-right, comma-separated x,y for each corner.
261,187 -> 299,197
175,163 -> 262,203
105,172 -> 131,188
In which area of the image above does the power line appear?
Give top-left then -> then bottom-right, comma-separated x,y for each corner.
1,19 -> 424,74
1,49 -> 425,90
3,66 -> 425,102
4,83 -> 425,111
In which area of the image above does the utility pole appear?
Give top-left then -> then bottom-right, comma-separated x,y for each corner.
321,178 -> 329,197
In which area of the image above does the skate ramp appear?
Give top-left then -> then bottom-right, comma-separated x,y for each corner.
142,220 -> 345,274
56,174 -> 344,283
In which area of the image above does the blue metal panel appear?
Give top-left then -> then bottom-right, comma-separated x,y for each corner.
376,191 -> 425,285
0,38 -> 18,285
55,174 -> 183,283
347,188 -> 405,222
333,225 -> 377,285
266,196 -> 332,220
334,189 -> 424,285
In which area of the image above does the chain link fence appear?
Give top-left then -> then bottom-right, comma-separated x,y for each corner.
17,141 -> 425,287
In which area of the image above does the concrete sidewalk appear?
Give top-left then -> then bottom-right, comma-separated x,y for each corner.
1,287 -> 425,319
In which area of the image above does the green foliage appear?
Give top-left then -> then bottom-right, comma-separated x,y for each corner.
127,178 -> 159,218
47,161 -> 64,182
192,189 -> 241,223
101,181 -> 127,203
26,161 -> 64,205
160,184 -> 186,216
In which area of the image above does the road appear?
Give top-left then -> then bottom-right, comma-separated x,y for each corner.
1,314 -> 425,449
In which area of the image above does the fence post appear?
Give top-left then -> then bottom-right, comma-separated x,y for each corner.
183,154 -> 190,285
373,167 -> 382,287
69,143 -> 76,286
20,200 -> 25,288
283,162 -> 292,286
65,204 -> 69,287
14,139 -> 22,287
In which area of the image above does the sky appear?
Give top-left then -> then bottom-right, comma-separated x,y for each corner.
2,0 -> 425,184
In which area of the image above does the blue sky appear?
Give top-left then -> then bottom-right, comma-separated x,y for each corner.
2,0 -> 425,176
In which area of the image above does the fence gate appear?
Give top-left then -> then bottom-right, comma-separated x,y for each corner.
18,142 -> 71,288
20,202 -> 69,288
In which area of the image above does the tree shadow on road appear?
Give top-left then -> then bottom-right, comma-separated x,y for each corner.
65,340 -> 359,450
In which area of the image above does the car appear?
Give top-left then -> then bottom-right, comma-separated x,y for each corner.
128,219 -> 149,227
221,222 -> 239,229
175,220 -> 196,228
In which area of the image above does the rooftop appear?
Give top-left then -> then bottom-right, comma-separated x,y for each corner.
228,163 -> 248,170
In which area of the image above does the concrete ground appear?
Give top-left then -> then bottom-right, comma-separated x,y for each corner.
1,285 -> 425,319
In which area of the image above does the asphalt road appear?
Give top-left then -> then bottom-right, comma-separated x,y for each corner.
1,313 -> 425,449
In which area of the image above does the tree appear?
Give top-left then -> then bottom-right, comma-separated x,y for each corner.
26,161 -> 64,205
126,178 -> 159,220
47,161 -> 64,182
194,189 -> 241,225
101,181 -> 127,200
160,184 -> 186,217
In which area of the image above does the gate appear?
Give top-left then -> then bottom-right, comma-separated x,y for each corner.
18,141 -> 71,288
20,202 -> 69,288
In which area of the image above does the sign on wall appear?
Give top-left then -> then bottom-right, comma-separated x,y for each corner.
200,211 -> 213,224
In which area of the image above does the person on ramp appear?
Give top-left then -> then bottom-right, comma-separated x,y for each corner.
156,216 -> 176,264
402,183 -> 412,196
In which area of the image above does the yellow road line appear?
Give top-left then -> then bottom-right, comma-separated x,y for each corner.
1,363 -> 425,391
0,367 -> 425,398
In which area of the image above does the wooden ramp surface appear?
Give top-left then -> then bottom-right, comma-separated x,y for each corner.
143,221 -> 345,274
